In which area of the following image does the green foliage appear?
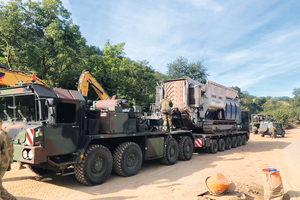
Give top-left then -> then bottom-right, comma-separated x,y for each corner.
293,88 -> 300,98
92,40 -> 156,111
231,86 -> 299,128
166,56 -> 209,83
271,106 -> 292,128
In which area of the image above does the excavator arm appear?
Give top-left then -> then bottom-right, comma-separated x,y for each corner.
0,64 -> 48,87
77,70 -> 111,100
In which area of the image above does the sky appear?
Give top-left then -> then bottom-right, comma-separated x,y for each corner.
3,0 -> 300,97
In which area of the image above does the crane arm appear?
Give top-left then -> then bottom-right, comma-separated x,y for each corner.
77,70 -> 111,100
0,65 -> 48,87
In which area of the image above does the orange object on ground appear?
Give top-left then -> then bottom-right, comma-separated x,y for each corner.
205,173 -> 231,195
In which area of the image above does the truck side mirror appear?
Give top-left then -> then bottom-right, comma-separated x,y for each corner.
47,98 -> 54,107
38,99 -> 46,120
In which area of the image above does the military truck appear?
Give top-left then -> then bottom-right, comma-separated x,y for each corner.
0,81 -> 194,186
258,122 -> 285,138
153,77 -> 250,154
251,114 -> 274,134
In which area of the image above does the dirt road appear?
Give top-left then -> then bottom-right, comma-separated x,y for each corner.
3,128 -> 300,200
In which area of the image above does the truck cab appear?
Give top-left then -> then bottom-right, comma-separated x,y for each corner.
0,84 -> 86,165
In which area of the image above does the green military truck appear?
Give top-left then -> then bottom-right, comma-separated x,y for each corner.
0,83 -> 194,186
258,122 -> 285,138
251,114 -> 274,134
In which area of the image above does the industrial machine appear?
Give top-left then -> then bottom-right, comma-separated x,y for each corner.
77,70 -> 114,100
154,77 -> 250,153
0,64 -> 48,86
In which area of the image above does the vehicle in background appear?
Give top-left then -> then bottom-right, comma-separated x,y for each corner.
251,114 -> 275,134
77,70 -> 115,100
0,64 -> 48,87
258,122 -> 285,138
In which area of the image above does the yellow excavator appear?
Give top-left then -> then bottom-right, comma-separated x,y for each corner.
1,65 -> 112,101
0,64 -> 48,86
78,70 -> 114,100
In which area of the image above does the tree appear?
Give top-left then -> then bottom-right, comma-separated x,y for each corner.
293,88 -> 300,98
0,0 -> 88,88
166,56 -> 208,83
0,0 -> 29,68
92,40 -> 156,111
263,98 -> 283,112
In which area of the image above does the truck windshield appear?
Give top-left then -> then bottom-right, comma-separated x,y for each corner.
0,94 -> 38,122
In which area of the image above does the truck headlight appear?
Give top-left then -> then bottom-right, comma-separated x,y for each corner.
28,150 -> 34,159
22,150 -> 28,159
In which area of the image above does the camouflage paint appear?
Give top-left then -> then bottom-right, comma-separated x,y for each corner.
0,84 -> 86,164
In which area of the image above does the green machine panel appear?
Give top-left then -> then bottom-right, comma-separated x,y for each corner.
146,137 -> 164,159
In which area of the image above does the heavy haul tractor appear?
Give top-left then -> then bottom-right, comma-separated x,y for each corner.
154,77 -> 250,153
0,80 -> 194,186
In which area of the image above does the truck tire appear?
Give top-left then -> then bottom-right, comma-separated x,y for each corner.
178,136 -> 194,161
218,139 -> 225,152
242,135 -> 247,145
113,142 -> 143,177
29,166 -> 52,175
237,136 -> 242,146
282,131 -> 285,137
209,140 -> 218,154
75,145 -> 113,186
225,138 -> 231,150
160,138 -> 179,165
231,137 -> 237,148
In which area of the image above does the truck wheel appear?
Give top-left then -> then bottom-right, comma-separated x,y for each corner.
225,138 -> 231,150
75,145 -> 113,186
179,136 -> 194,161
218,139 -> 225,152
231,137 -> 237,148
261,134 -> 265,137
237,136 -> 242,146
282,131 -> 285,137
113,142 -> 143,177
242,135 -> 247,145
160,138 -> 179,165
209,140 -> 218,154
29,166 -> 52,175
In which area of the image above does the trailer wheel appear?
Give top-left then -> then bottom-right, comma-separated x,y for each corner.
160,138 -> 179,165
75,145 -> 113,186
225,138 -> 231,150
242,135 -> 247,145
113,142 -> 143,177
237,136 -> 242,146
218,139 -> 225,152
179,136 -> 194,161
231,137 -> 237,148
209,140 -> 218,154
29,166 -> 52,175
